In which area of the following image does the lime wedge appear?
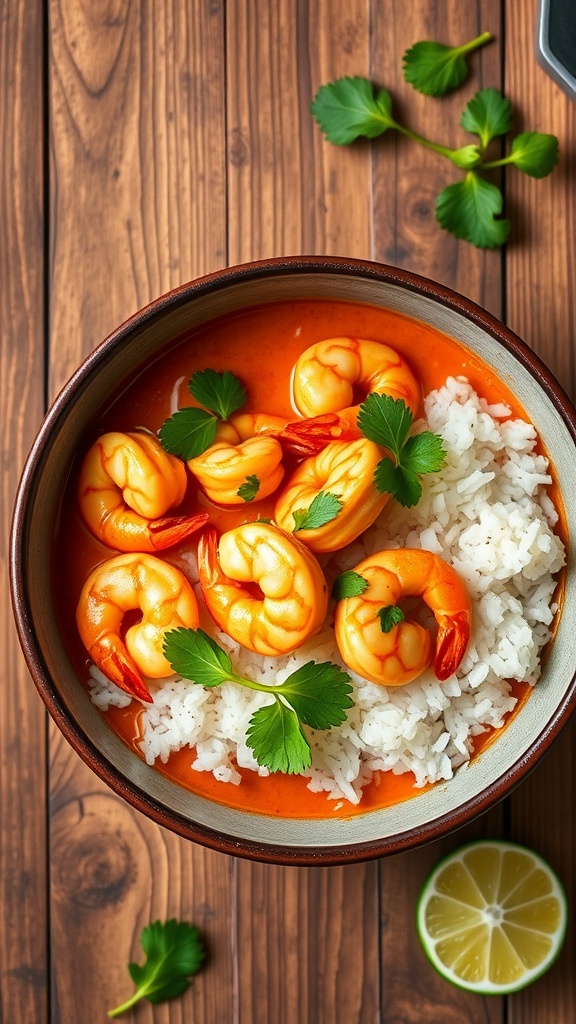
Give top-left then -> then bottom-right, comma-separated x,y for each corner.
416,840 -> 567,994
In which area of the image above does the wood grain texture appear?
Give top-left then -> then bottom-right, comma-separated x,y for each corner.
48,1 -> 233,1020
0,1 -> 48,1020
371,0 -> 504,315
505,1 -> 575,1021
227,4 -> 381,1022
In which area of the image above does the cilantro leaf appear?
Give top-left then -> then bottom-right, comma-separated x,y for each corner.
246,701 -> 312,774
332,570 -> 369,601
189,368 -> 247,421
163,628 -> 233,687
435,172 -> 510,248
401,432 -> 446,474
310,77 -> 396,144
357,393 -> 414,459
163,629 -> 356,774
276,662 -> 354,729
292,491 -> 343,532
377,605 -> 405,633
374,459 -> 422,507
237,473 -> 260,502
108,919 -> 205,1017
402,32 -> 492,97
461,88 -> 511,148
507,132 -> 559,178
159,407 -> 218,460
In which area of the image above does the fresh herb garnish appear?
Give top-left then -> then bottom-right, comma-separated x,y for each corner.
402,31 -> 492,96
159,407 -> 218,460
163,628 -> 354,774
292,491 -> 343,532
358,394 -> 446,507
189,368 -> 247,421
310,36 -> 559,248
435,173 -> 510,249
237,473 -> 260,502
159,368 -> 247,459
332,570 -> 369,601
377,605 -> 405,633
108,919 -> 205,1018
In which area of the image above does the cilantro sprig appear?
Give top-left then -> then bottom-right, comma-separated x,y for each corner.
358,394 -> 446,507
377,605 -> 405,633
311,36 -> 559,248
108,919 -> 205,1018
163,628 -> 354,774
402,31 -> 492,97
159,368 -> 247,459
331,570 -> 369,600
292,490 -> 343,532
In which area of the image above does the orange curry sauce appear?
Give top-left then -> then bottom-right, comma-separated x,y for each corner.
55,299 -> 557,819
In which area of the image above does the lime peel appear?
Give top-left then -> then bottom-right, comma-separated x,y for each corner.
416,840 -> 568,995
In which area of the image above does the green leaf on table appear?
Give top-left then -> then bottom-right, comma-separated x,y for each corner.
163,628 -> 233,687
275,661 -> 354,730
310,77 -> 396,144
292,490 -> 343,532
402,32 -> 492,96
107,919 -> 205,1017
189,368 -> 247,421
159,407 -> 218,460
507,132 -> 559,178
461,88 -> 511,148
435,173 -> 510,248
246,700 -> 312,774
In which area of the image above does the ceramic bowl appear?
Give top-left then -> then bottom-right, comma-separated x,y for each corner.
10,256 -> 576,865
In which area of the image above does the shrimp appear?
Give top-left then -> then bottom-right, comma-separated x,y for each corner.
76,552 -> 199,702
287,337 -> 420,447
198,523 -> 328,656
334,549 -> 471,686
188,413 -> 288,505
274,438 -> 389,553
79,431 -> 208,551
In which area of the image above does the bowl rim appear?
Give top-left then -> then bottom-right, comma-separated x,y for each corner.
10,254 -> 576,865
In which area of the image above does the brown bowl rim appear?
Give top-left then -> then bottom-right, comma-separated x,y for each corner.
10,255 -> 576,865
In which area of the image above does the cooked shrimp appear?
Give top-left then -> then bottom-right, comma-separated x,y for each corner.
334,549 -> 471,686
274,438 -> 389,553
289,337 -> 420,444
198,523 -> 328,656
76,552 -> 199,702
188,413 -> 288,505
79,431 -> 207,551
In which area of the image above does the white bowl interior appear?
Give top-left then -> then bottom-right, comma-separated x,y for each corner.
24,269 -> 576,850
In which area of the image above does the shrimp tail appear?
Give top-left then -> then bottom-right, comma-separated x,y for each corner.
281,413 -> 361,455
147,511 -> 209,551
434,611 -> 471,681
197,526 -> 221,589
91,639 -> 154,703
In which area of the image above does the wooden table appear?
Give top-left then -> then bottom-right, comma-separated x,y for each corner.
2,2 -> 574,1021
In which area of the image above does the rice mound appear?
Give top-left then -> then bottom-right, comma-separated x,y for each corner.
89,377 -> 566,806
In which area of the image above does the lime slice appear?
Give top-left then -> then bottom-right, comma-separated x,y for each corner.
416,840 -> 567,994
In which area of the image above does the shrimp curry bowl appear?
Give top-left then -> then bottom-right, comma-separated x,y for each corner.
11,257 -> 576,864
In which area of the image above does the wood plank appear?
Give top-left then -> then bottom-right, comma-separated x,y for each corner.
48,1 -> 232,1020
371,3 -> 504,1020
505,0 -> 576,1020
0,1 -> 48,1020
227,3 -> 382,1022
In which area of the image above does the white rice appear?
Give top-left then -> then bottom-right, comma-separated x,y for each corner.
88,377 -> 566,806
